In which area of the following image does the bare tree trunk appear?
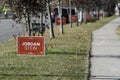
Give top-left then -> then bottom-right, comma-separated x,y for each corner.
83,9 -> 87,24
102,6 -> 105,17
69,0 -> 72,28
27,12 -> 31,36
47,1 -> 55,38
40,13 -> 43,26
59,0 -> 63,34
76,8 -> 79,27
40,12 -> 43,36
81,9 -> 84,24
78,8 -> 83,24
96,7 -> 100,20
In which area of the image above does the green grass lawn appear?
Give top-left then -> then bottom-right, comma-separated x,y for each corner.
116,25 -> 120,37
0,16 -> 116,80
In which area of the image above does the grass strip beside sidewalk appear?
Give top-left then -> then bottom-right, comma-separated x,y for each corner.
0,16 -> 116,80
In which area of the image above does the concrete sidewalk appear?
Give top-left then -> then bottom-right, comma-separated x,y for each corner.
90,17 -> 120,80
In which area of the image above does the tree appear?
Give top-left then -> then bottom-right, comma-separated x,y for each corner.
48,0 -> 55,38
5,0 -> 55,38
73,0 -> 85,25
59,0 -> 64,34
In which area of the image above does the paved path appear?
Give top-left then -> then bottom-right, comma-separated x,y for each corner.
90,17 -> 120,80
0,19 -> 23,42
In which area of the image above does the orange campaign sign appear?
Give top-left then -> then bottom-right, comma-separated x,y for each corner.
17,36 -> 45,56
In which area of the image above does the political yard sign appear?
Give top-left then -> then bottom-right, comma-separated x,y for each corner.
17,37 -> 45,56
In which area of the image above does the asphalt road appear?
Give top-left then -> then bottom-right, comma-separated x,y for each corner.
0,19 -> 23,42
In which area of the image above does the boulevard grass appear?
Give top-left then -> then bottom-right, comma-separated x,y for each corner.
116,25 -> 120,36
0,16 -> 116,80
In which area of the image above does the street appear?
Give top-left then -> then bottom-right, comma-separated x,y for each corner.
0,19 -> 23,42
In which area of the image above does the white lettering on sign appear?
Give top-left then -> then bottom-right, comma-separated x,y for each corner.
22,42 -> 40,46
24,46 -> 38,50
22,42 -> 40,51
